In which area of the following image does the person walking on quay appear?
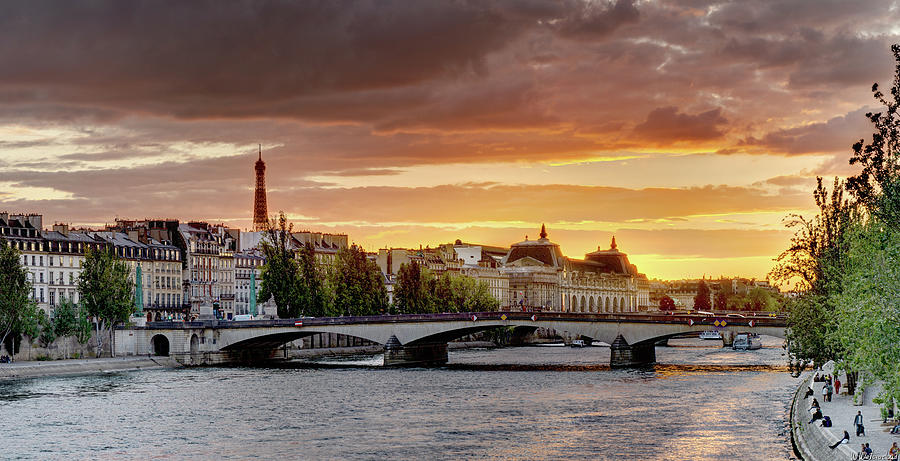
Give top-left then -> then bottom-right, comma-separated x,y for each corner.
827,381 -> 834,402
830,430 -> 850,449
888,441 -> 899,460
835,377 -> 841,395
855,410 -> 866,437
823,383 -> 829,402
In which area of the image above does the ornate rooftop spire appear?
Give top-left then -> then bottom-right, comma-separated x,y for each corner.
610,235 -> 617,250
539,223 -> 547,239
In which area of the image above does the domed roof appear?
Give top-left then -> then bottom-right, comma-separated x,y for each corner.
502,224 -> 564,268
584,236 -> 638,275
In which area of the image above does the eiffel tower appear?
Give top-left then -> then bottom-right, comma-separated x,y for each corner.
253,145 -> 268,231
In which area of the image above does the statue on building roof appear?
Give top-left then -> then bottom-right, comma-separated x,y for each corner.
539,223 -> 547,240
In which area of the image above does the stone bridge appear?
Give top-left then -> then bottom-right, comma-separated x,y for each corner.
114,311 -> 787,367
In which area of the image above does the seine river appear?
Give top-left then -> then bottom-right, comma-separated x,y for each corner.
1,338 -> 800,460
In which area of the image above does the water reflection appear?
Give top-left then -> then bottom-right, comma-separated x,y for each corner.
1,342 -> 798,460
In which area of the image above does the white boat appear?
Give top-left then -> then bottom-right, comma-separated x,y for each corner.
699,330 -> 722,340
570,339 -> 586,348
733,333 -> 762,350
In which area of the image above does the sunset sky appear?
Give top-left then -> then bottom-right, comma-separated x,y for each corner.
1,1 -> 899,281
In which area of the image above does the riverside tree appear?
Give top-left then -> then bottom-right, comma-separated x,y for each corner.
847,44 -> 900,227
0,239 -> 40,359
771,178 -> 852,371
296,243 -> 328,317
259,212 -> 303,318
394,260 -> 432,314
773,44 -> 900,384
693,279 -> 711,311
330,245 -> 388,316
77,247 -> 134,357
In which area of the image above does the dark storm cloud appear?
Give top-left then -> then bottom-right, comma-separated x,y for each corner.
0,0 -> 635,124
634,107 -> 728,142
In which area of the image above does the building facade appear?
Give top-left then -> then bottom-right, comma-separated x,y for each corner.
502,226 -> 650,313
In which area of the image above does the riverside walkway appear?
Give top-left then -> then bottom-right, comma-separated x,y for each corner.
794,362 -> 899,460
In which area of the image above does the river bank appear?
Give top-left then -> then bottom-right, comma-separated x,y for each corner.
0,341 -> 500,380
791,363 -> 898,460
0,356 -> 182,380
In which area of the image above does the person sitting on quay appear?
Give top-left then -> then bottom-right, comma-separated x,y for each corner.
810,406 -> 824,424
890,420 -> 900,434
859,443 -> 870,460
804,386 -> 815,399
829,430 -> 850,449
888,441 -> 899,461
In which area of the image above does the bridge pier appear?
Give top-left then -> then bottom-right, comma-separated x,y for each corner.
720,330 -> 735,347
609,334 -> 656,367
383,336 -> 448,367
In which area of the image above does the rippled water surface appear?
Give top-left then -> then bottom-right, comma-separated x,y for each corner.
1,338 -> 800,460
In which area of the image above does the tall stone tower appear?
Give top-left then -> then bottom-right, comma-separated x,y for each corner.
253,145 -> 268,231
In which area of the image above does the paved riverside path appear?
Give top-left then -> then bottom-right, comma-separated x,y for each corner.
0,356 -> 179,380
802,363 -> 900,459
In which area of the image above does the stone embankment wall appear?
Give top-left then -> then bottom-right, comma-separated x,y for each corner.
2,335 -> 99,361
0,356 -> 181,380
791,374 -> 857,460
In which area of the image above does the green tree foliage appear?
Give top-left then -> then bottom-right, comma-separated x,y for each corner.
74,307 -> 92,345
658,295 -> 675,311
52,298 -> 78,338
771,177 -> 853,293
435,272 -> 499,312
330,245 -> 387,316
37,311 -> 56,347
774,44 -> 900,376
259,212 -> 303,318
394,260 -> 432,314
0,239 -> 40,359
847,44 -> 900,226
831,221 -> 900,406
296,243 -> 328,317
395,262 -> 499,314
770,178 -> 853,370
693,279 -> 711,311
78,247 -> 134,357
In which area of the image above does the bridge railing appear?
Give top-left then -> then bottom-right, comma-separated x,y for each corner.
139,311 -> 786,329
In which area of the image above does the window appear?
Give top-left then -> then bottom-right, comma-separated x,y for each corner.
49,256 -> 54,266
49,291 -> 55,306
39,288 -> 44,303
40,272 -> 44,283
31,255 -> 35,266
39,256 -> 43,266
49,271 -> 53,284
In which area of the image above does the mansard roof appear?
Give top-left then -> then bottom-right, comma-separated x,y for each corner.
581,236 -> 638,276
503,227 -> 564,268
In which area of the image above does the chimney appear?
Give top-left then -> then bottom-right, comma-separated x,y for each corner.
53,223 -> 69,236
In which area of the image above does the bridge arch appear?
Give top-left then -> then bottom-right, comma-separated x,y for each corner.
605,297 -> 610,312
151,334 -> 170,356
589,297 -> 595,313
